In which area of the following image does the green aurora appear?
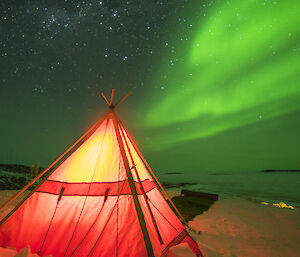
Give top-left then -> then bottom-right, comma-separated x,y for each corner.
1,0 -> 300,173
141,0 -> 300,151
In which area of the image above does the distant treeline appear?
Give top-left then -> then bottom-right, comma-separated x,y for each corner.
0,163 -> 46,190
261,169 -> 300,173
0,164 -> 32,174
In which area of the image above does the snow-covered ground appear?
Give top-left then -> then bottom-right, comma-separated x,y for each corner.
170,197 -> 300,257
163,171 -> 300,256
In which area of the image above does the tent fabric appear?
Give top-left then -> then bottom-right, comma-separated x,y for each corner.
37,179 -> 156,196
0,110 -> 202,257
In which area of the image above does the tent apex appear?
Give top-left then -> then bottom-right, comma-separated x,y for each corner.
101,89 -> 132,109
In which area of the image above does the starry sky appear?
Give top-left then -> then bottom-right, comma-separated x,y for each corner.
1,0 -> 299,173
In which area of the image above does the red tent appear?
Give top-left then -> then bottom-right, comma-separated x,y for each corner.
0,91 -> 203,257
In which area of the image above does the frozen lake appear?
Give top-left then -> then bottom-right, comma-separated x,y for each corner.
159,171 -> 300,208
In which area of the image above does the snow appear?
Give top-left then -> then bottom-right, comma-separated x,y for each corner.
170,197 -> 300,257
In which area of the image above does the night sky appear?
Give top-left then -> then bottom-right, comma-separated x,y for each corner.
1,0 -> 299,173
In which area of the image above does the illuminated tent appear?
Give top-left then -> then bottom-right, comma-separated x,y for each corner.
0,90 -> 203,257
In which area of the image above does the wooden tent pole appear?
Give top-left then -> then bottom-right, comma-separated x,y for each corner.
119,121 -> 190,229
111,110 -> 155,257
110,89 -> 115,106
114,91 -> 132,107
101,92 -> 110,106
0,114 -> 106,213
120,126 -> 164,245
